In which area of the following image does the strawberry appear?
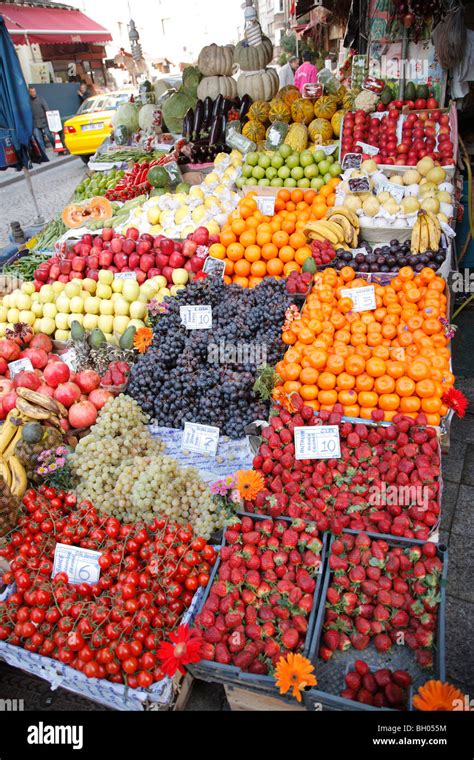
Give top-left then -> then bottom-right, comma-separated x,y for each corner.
262,621 -> 275,638
246,554 -> 260,571
374,633 -> 392,653
323,629 -> 340,651
355,617 -> 371,635
215,642 -> 232,664
357,689 -> 374,706
246,623 -> 262,640
362,672 -> 377,694
225,529 -> 241,545
245,570 -> 260,590
197,609 -> 215,628
249,660 -> 268,675
213,580 -> 230,598
340,688 -> 357,701
282,529 -> 298,548
349,566 -> 366,584
350,632 -> 370,650
391,610 -> 409,628
373,668 -> 392,688
415,628 -> 433,648
385,683 -> 404,707
241,589 -> 256,605
200,642 -> 215,660
392,670 -> 412,688
273,605 -> 290,620
354,660 -> 370,676
230,568 -> 244,586
233,649 -> 255,670
416,649 -> 433,668
281,628 -> 299,649
345,670 -> 361,691
224,611 -> 242,628
203,626 -> 222,643
292,615 -> 308,634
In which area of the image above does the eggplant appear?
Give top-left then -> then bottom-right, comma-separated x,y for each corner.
239,94 -> 252,121
222,98 -> 233,116
202,96 -> 213,130
192,100 -> 204,139
183,108 -> 194,140
209,116 -> 221,147
212,94 -> 224,121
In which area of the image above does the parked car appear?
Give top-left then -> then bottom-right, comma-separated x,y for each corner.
63,91 -> 131,162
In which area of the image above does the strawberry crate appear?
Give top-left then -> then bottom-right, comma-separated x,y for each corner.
303,530 -> 447,712
188,511 -> 328,700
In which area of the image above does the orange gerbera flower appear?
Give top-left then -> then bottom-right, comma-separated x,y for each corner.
272,387 -> 297,413
275,653 -> 317,702
133,327 -> 153,353
413,680 -> 466,711
235,470 -> 264,501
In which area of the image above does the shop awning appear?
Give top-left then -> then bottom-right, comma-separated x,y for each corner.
0,3 -> 112,45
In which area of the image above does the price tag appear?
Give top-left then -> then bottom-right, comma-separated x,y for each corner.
294,425 -> 341,460
115,271 -> 137,280
255,196 -> 276,216
181,422 -> 220,456
52,543 -> 101,585
342,153 -> 362,170
356,141 -> 379,156
60,349 -> 77,372
341,285 -> 376,312
440,222 -> 456,239
203,256 -> 226,278
8,358 -> 33,379
348,177 -> 371,193
318,144 -> 338,155
351,247 -> 368,256
180,305 -> 212,330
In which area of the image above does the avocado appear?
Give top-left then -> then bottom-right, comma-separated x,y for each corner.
71,320 -> 85,342
22,422 -> 43,445
119,325 -> 136,350
416,83 -> 429,100
380,85 -> 393,106
405,82 -> 416,101
150,187 -> 167,197
175,182 -> 191,194
302,257 -> 317,274
89,328 -> 106,348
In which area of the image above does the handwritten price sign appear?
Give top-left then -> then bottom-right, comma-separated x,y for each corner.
294,426 -> 341,460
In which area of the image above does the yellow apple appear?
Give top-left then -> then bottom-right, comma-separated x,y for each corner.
56,295 -> 70,313
31,302 -> 44,317
7,308 -> 19,324
111,279 -> 123,294
64,282 -> 81,298
55,313 -> 70,330
113,298 -> 129,316
52,281 -> 65,295
122,280 -> 140,302
83,314 -> 98,331
99,300 -> 114,315
39,286 -> 54,304
19,310 -> 35,326
84,297 -> 100,315
129,301 -> 147,320
39,317 -> 56,335
70,297 -> 85,314
96,283 -> 112,300
128,319 -> 146,329
113,315 -> 130,334
68,313 -> 84,328
0,307 -> 7,322
55,330 -> 70,341
0,323 -> 7,337
98,270 -> 114,286
98,315 -> 114,333
43,303 -> 57,319
82,278 -> 97,294
16,294 -> 32,310
21,282 -> 35,296
151,276 -> 167,290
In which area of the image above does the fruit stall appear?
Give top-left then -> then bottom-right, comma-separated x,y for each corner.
0,9 -> 470,716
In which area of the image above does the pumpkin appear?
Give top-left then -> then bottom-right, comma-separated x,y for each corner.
237,68 -> 279,102
248,100 -> 271,123
268,97 -> 291,124
242,119 -> 266,143
198,44 -> 235,77
234,36 -> 273,72
308,118 -> 333,143
284,123 -> 308,152
291,98 -> 315,125
62,197 -> 113,229
314,95 -> 338,120
277,85 -> 300,107
331,109 -> 344,137
197,75 -> 237,100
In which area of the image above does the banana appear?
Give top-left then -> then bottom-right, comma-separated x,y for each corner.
328,214 -> 354,245
15,397 -> 53,421
419,213 -> 429,254
15,387 -> 66,418
326,206 -> 360,229
3,426 -> 22,460
425,211 -> 441,250
9,455 -> 27,499
411,214 -> 421,254
306,231 -> 327,242
0,416 -> 20,457
311,221 -> 341,245
0,458 -> 12,489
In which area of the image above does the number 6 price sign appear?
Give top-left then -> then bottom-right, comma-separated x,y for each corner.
52,543 -> 102,585
294,425 -> 341,460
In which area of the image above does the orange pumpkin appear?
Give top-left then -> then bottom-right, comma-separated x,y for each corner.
62,196 -> 113,228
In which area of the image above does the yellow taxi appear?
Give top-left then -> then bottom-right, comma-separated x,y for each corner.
63,91 -> 131,162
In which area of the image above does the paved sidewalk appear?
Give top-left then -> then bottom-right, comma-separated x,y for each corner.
0,150 -> 78,189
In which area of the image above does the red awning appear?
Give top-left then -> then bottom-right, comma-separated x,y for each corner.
0,3 -> 112,45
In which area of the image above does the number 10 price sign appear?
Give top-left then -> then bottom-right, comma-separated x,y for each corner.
294,425 -> 341,460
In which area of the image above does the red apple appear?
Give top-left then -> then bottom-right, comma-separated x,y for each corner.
155,252 -> 170,269
102,228 -> 113,242
98,251 -> 113,268
129,253 -> 141,270
122,239 -> 136,256
160,238 -> 175,256
169,252 -> 186,268
111,238 -> 123,254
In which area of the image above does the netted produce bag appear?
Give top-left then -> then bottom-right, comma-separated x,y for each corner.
0,477 -> 20,537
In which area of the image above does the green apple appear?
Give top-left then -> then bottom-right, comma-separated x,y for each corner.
242,164 -> 254,178
235,176 -> 246,189
291,166 -> 304,180
258,178 -> 271,186
270,177 -> 284,186
325,154 -> 335,165
313,150 -> 326,163
300,150 -> 314,168
265,166 -> 277,180
246,152 -> 259,166
278,144 -> 292,159
318,160 -> 330,175
311,177 -> 325,190
245,177 -> 256,185
284,177 -> 297,187
252,166 -> 265,180
286,154 -> 300,170
330,162 -> 342,177
278,166 -> 291,180
297,178 -> 311,188
323,172 -> 333,184
258,154 -> 271,169
304,164 -> 319,179
271,154 -> 284,169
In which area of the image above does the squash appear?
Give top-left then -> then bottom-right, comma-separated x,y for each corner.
277,85 -> 300,107
248,100 -> 271,123
342,92 -> 356,112
314,95 -> 338,120
331,109 -> 344,138
308,118 -> 333,143
335,85 -> 347,105
242,120 -> 266,143
291,98 -> 315,125
268,97 -> 291,124
197,75 -> 237,100
284,123 -> 308,152
237,68 -> 279,102
62,197 -> 113,229
234,36 -> 273,71
198,44 -> 235,77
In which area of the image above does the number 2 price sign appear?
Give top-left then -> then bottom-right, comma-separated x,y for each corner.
294,425 -> 341,460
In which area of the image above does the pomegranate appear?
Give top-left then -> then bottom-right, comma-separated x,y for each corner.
20,348 -> 49,369
2,391 -> 17,413
0,340 -> 21,363
53,382 -> 82,408
88,388 -> 114,410
29,334 -> 53,353
43,361 -> 70,388
68,401 -> 98,429
37,383 -> 54,398
75,370 -> 101,394
13,371 -> 41,391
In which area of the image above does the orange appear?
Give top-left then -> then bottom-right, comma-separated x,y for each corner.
289,231 -> 307,250
326,354 -> 345,375
244,245 -> 261,263
234,259 -> 250,277
304,190 -> 317,204
278,189 -> 291,203
248,276 -> 263,288
309,349 -> 328,370
379,393 -> 400,411
295,246 -> 312,266
224,259 -> 234,276
227,242 -> 245,262
231,218 -> 247,236
261,243 -> 278,261
250,260 -> 266,277
208,243 -> 226,260
318,371 -> 336,390
300,385 -> 319,401
407,360 -> 430,382
233,276 -> 249,288
272,230 -> 290,249
345,355 -> 366,376
355,373 -> 375,392
400,396 -> 421,413
318,389 -> 338,406
283,261 -> 300,277
338,389 -> 358,406
267,258 -> 284,276
358,391 -> 379,408
300,367 -> 319,385
366,357 -> 386,378
415,379 -> 436,398
240,229 -> 256,248
374,375 -> 396,394
220,229 -> 237,247
279,245 -> 295,263
291,189 -> 304,203
396,377 -> 416,397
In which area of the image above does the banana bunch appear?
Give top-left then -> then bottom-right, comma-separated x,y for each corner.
304,207 -> 360,248
326,207 -> 360,248
0,412 -> 27,498
15,388 -> 67,432
411,210 -> 441,254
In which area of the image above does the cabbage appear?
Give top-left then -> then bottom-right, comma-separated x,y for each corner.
138,104 -> 160,131
162,89 -> 196,134
112,102 -> 139,132
182,66 -> 202,97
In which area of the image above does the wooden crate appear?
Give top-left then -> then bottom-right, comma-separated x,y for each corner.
224,683 -> 306,712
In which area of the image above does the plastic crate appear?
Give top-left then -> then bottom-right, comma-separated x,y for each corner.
303,530 -> 448,712
188,511 -> 328,699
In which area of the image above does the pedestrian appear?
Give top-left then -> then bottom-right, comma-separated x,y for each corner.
28,86 -> 55,151
278,56 -> 299,88
294,51 -> 318,93
77,81 -> 92,105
